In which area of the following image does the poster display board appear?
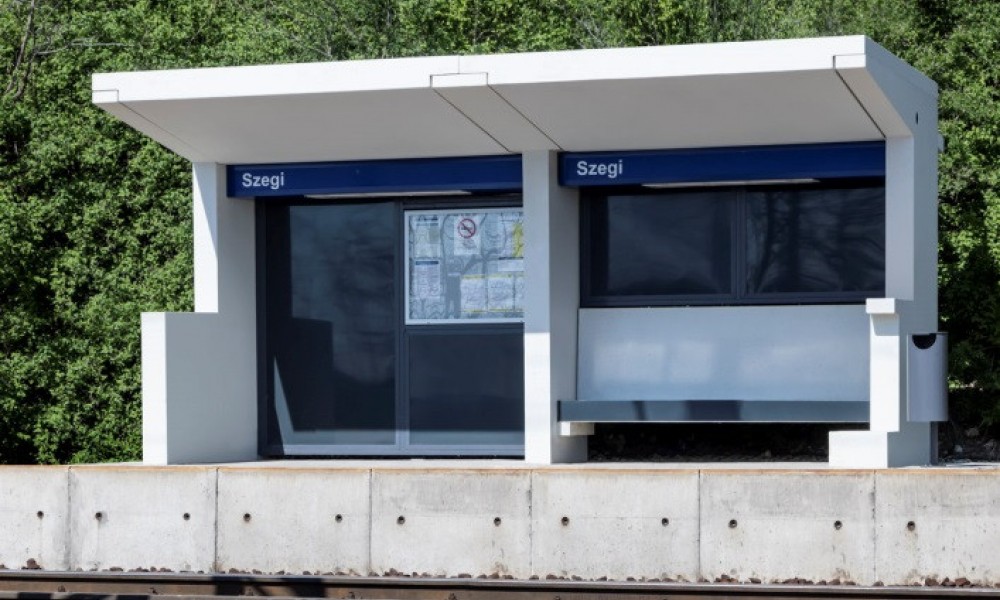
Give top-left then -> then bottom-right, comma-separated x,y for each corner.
405,208 -> 525,323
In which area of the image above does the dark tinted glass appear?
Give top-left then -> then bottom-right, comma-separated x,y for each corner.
589,192 -> 733,298
407,328 -> 524,446
745,186 -> 885,296
264,202 -> 397,446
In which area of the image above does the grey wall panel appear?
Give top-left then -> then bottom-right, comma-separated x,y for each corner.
578,305 -> 868,402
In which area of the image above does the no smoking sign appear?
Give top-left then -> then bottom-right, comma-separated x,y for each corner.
457,217 -> 477,239
453,216 -> 481,256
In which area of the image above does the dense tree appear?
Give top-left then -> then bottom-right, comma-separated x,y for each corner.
1,0 -> 998,463
0,0 -> 292,462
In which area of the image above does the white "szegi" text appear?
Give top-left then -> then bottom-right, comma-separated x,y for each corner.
242,172 -> 285,190
576,160 -> 624,179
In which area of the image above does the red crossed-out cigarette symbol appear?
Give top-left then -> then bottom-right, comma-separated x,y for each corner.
457,218 -> 477,239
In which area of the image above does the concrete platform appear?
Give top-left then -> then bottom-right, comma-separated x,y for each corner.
1,461 -> 998,584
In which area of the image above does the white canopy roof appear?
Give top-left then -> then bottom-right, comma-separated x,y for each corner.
92,36 -> 936,165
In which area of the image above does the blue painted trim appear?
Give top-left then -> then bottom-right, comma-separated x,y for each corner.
559,141 -> 885,187
227,155 -> 522,197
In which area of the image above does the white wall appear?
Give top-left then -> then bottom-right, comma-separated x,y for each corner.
142,163 -> 258,464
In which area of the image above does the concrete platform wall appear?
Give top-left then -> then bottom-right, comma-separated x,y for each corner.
0,465 -> 997,584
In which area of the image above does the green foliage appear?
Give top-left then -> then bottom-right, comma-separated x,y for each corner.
916,2 -> 1000,427
0,0 -> 292,463
2,0 -> 999,462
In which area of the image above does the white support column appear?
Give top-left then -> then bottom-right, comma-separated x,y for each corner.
522,151 -> 587,464
867,298 -> 906,433
192,164 -> 220,313
828,139 -> 938,467
829,43 -> 940,467
142,163 -> 258,464
830,297 -> 934,468
193,163 -> 257,320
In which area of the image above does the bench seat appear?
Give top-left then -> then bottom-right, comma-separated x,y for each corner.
558,399 -> 869,423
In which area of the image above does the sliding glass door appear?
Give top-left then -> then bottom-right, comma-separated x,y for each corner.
258,198 -> 524,456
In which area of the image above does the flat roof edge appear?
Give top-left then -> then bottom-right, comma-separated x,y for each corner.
92,36 -> 874,104
89,36 -> 933,164
863,37 -> 938,97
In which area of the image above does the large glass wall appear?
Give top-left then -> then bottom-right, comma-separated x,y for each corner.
258,198 -> 524,456
261,202 -> 398,449
582,181 -> 885,306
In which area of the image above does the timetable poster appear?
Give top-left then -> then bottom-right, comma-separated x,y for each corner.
406,209 -> 524,323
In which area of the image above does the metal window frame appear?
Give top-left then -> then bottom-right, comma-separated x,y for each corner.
257,194 -> 525,458
403,206 -> 526,325
579,179 -> 886,308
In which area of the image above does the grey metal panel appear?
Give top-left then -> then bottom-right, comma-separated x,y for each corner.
907,332 -> 948,422
558,399 -> 869,423
577,305 -> 869,402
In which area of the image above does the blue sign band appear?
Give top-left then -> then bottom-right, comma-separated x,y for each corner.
227,154 -> 522,197
559,141 -> 885,187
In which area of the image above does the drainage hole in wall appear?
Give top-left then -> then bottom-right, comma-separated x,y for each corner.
661,518 -> 669,526
36,511 -> 44,519
907,520 -> 916,531
494,517 -> 502,527
561,516 -> 570,526
834,520 -> 843,530
95,512 -> 103,521
183,513 -> 191,521
335,514 -> 343,523
397,516 -> 406,525
243,513 -> 252,522
728,519 -> 738,529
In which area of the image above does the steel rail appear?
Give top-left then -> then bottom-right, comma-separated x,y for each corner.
1,571 -> 999,599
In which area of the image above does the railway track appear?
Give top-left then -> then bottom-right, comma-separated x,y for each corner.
2,571 -> 1000,600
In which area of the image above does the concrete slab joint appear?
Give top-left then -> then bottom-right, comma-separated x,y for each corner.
3,465 -> 1000,586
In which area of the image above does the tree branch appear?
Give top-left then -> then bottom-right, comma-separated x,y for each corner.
3,0 -> 38,100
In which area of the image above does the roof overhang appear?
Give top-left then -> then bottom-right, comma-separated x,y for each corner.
92,36 -> 937,165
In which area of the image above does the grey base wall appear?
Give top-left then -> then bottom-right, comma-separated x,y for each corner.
1,465 -> 998,585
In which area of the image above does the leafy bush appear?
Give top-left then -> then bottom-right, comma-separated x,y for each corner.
2,0 -> 997,462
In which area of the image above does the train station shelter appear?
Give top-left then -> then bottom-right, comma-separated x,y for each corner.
92,35 -> 943,468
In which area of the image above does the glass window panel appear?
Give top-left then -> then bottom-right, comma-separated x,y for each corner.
589,192 -> 733,298
406,209 -> 524,323
264,202 -> 397,446
407,329 -> 524,446
745,186 -> 885,296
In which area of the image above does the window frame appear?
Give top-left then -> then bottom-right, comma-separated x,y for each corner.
580,179 -> 886,308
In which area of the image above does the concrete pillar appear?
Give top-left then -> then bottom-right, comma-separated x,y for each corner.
522,151 -> 587,464
142,164 -> 258,464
